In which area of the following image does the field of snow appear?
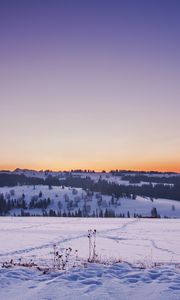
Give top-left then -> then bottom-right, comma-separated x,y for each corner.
1,185 -> 180,218
0,217 -> 180,300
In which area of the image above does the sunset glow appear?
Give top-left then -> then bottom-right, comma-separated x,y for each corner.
0,0 -> 180,172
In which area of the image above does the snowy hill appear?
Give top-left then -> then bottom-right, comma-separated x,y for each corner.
0,185 -> 180,218
1,168 -> 180,185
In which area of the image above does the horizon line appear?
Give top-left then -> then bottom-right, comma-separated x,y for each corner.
0,167 -> 179,174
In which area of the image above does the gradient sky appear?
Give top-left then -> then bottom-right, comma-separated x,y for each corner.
0,0 -> 180,172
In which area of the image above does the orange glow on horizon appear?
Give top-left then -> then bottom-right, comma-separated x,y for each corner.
1,161 -> 180,173
1,1 -> 180,179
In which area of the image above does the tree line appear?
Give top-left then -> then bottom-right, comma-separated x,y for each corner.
0,173 -> 179,201
58,176 -> 180,201
120,174 -> 180,185
0,193 -> 50,215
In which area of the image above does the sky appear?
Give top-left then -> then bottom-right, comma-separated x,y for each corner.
0,0 -> 180,172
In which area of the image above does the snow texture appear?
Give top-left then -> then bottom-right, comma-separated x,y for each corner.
0,217 -> 180,300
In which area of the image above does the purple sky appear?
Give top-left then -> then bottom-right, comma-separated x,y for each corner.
0,0 -> 180,171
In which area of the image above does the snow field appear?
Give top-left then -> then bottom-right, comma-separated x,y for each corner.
0,217 -> 180,300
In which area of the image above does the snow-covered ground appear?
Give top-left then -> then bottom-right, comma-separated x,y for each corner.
0,217 -> 180,300
1,185 -> 180,218
2,168 -> 180,185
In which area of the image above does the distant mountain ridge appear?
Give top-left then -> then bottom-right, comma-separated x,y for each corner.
0,168 -> 180,201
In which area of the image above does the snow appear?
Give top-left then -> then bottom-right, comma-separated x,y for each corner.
0,217 -> 180,300
1,185 -> 180,218
2,169 -> 180,185
0,263 -> 180,300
